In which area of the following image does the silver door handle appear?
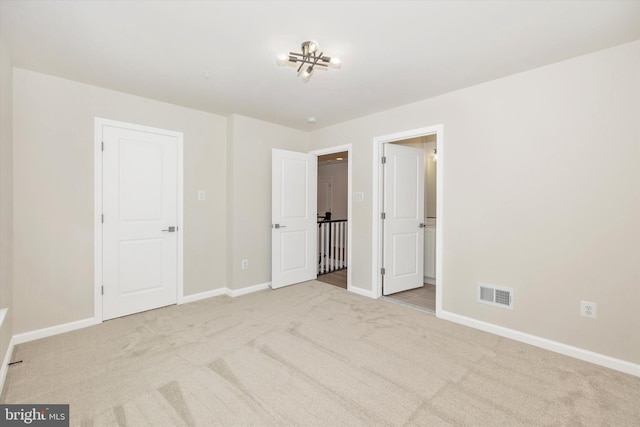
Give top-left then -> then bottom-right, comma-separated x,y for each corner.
162,226 -> 176,232
419,223 -> 425,228
273,224 -> 287,229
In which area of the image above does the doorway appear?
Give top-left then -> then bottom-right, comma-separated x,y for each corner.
372,126 -> 443,315
94,118 -> 184,321
316,151 -> 349,289
310,145 -> 353,291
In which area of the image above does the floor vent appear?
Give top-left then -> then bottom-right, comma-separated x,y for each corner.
478,284 -> 513,309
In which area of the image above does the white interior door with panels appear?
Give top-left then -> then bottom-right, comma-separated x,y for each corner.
271,149 -> 317,289
101,123 -> 181,320
382,143 -> 425,295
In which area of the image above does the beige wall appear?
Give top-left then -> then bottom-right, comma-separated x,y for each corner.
226,114 -> 308,290
12,69 -> 228,333
309,41 -> 640,364
0,36 -> 13,363
318,162 -> 348,220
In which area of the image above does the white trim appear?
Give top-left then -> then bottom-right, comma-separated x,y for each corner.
179,283 -> 273,302
179,288 -> 227,304
347,285 -> 377,299
0,308 -> 6,330
94,120 -> 103,323
5,280 -> 269,345
0,335 -> 15,395
440,310 -> 640,378
372,125 -> 444,317
227,282 -> 271,297
309,144 -> 353,293
94,118 -> 184,323
13,317 -> 99,345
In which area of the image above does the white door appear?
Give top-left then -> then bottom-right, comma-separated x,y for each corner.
383,143 -> 425,295
272,149 -> 317,289
102,124 -> 179,320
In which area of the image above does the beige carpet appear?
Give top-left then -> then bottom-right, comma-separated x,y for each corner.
2,281 -> 639,426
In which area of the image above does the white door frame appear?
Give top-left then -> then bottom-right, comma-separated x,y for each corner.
94,118 -> 184,322
372,125 -> 444,316
309,144 -> 353,291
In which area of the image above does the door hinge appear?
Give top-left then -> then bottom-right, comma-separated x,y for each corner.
381,212 -> 386,220
381,267 -> 386,275
101,141 -> 104,151
381,156 -> 386,164
101,286 -> 104,295
101,214 -> 104,223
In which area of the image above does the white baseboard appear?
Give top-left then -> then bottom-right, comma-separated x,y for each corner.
179,288 -> 226,304
347,285 -> 377,299
12,317 -> 99,345
226,282 -> 271,298
9,283 -> 272,348
0,335 -> 15,395
438,310 -> 640,378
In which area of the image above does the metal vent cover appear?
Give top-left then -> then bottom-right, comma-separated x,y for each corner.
478,284 -> 513,309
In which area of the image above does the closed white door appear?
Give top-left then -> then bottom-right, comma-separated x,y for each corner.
272,149 -> 317,289
102,124 -> 179,320
383,144 -> 425,295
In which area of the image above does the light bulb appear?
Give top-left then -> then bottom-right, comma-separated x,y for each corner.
276,54 -> 288,67
302,66 -> 313,80
329,57 -> 341,68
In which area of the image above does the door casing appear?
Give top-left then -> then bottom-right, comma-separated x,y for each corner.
94,118 -> 184,322
372,125 -> 444,315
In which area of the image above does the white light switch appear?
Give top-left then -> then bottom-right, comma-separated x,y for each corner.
353,192 -> 364,202
197,190 -> 206,201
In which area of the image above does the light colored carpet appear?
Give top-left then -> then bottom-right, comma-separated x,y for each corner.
2,280 -> 639,426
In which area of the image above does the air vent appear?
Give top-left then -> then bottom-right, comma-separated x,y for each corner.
478,284 -> 513,310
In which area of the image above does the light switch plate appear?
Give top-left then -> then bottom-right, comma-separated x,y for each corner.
197,190 -> 206,201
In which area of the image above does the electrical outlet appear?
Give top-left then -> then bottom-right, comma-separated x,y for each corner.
581,301 -> 597,319
241,259 -> 249,270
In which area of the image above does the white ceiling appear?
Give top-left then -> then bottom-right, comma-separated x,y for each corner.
1,1 -> 639,130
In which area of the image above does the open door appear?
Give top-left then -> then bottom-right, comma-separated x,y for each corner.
382,143 -> 425,295
271,149 -> 317,289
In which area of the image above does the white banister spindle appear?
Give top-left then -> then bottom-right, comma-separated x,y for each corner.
317,220 -> 348,275
341,223 -> 345,269
324,223 -> 329,273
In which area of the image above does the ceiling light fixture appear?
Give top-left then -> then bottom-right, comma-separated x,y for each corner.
277,40 -> 341,82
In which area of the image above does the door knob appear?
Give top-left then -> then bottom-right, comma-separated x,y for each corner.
162,226 -> 176,232
419,223 -> 426,228
273,224 -> 287,229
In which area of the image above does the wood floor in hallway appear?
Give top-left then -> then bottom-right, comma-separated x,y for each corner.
384,283 -> 436,313
316,269 -> 347,289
